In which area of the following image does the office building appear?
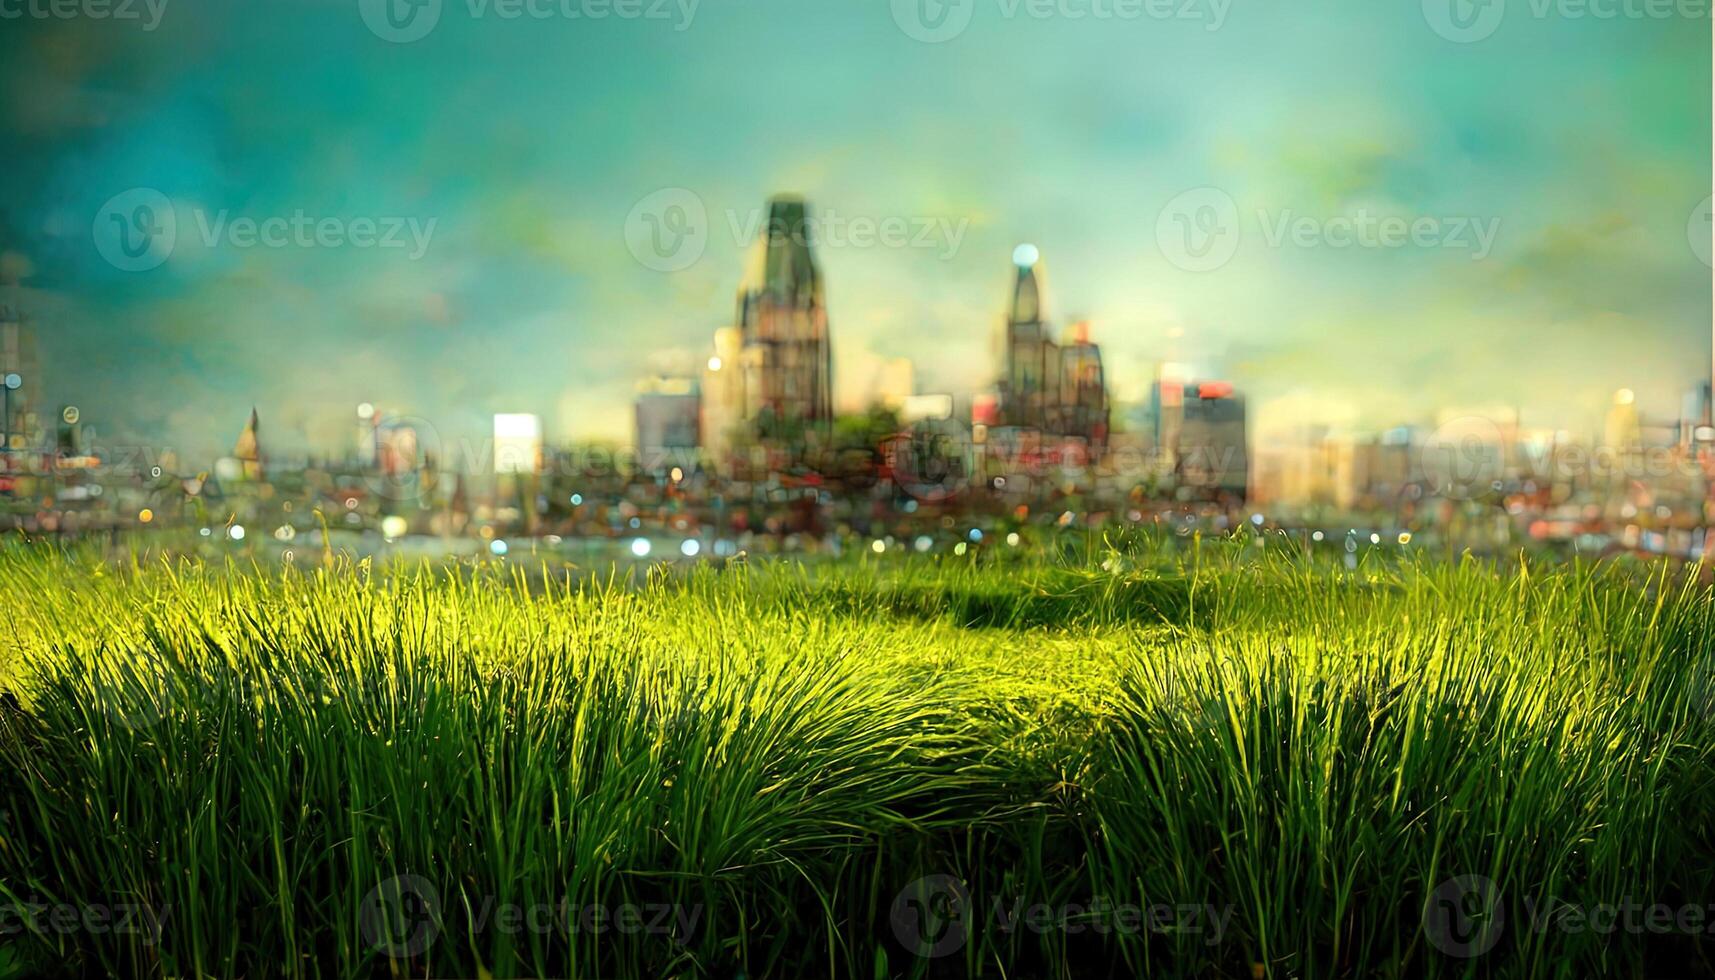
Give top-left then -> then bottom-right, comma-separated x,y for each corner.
635,377 -> 700,474
1176,381 -> 1248,502
1058,321 -> 1108,455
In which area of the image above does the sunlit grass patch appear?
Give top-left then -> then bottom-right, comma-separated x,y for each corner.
0,541 -> 1711,978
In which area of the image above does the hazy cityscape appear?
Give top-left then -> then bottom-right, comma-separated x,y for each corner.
2,189 -> 1712,561
2,2 -> 1713,978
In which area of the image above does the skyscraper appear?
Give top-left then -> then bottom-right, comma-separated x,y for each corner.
1058,321 -> 1108,455
995,245 -> 1108,455
735,195 -> 832,441
1000,243 -> 1058,431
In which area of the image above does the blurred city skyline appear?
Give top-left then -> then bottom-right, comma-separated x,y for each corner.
0,0 -> 1708,457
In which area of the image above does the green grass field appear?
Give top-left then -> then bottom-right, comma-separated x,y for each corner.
2,535 -> 1714,978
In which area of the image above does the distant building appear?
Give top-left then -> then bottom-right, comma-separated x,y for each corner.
233,407 -> 263,481
1058,321 -> 1108,455
376,418 -> 423,482
692,195 -> 835,473
1681,381 -> 1713,450
1176,382 -> 1248,503
701,327 -> 746,469
995,245 -> 1109,455
999,243 -> 1058,432
734,195 -> 832,440
635,377 -> 700,475
1251,432 -> 1334,509
1143,362 -> 1196,462
355,402 -> 379,466
0,307 -> 40,454
1603,389 -> 1641,450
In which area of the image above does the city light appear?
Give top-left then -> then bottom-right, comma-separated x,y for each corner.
630,538 -> 651,557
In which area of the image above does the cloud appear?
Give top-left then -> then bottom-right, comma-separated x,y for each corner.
0,0 -> 1704,459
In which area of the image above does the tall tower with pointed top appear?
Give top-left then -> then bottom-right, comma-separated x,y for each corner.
734,195 -> 832,443
233,407 -> 262,481
1001,244 -> 1059,431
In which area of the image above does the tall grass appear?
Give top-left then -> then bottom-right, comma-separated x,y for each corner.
0,537 -> 1712,978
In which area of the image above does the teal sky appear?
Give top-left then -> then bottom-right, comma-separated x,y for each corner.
0,0 -> 1708,457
